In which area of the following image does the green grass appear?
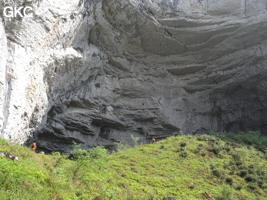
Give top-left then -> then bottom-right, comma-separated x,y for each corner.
0,132 -> 266,200
208,131 -> 267,153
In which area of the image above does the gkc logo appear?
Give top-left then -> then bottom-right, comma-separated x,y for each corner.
3,6 -> 34,18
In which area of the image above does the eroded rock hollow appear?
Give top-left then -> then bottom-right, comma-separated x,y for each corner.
0,0 -> 267,152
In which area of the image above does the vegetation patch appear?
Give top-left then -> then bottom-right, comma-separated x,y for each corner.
0,132 -> 266,200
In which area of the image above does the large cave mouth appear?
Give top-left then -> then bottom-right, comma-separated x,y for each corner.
1,0 -> 266,153
31,0 -> 267,153
210,76 -> 267,134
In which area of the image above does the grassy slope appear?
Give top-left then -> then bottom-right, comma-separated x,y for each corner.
0,134 -> 266,200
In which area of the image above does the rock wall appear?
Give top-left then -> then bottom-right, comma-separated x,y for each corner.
0,18 -> 7,134
0,0 -> 267,152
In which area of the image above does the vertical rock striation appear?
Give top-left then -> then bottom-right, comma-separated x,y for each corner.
0,18 -> 7,135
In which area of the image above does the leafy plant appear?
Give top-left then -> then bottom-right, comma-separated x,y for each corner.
0,134 -> 266,199
179,152 -> 188,158
212,169 -> 221,177
209,131 -> 267,152
225,177 -> 233,185
216,186 -> 233,200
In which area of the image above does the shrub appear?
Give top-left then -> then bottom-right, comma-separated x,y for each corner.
209,145 -> 222,155
229,170 -> 235,175
216,186 -> 233,200
235,161 -> 242,167
212,169 -> 221,177
193,148 -> 200,154
210,164 -> 215,170
71,149 -> 89,160
217,154 -> 224,159
88,147 -> 108,159
197,135 -> 215,142
256,170 -> 263,176
235,185 -> 242,190
208,131 -> 267,152
247,183 -> 257,191
225,177 -> 233,185
248,169 -> 255,175
224,146 -> 231,152
231,153 -> 241,162
239,170 -> 247,178
52,152 -> 61,156
180,147 -> 185,151
92,196 -> 105,200
71,147 -> 107,161
245,176 -> 257,183
258,181 -> 264,188
248,165 -> 254,169
116,142 -> 130,151
162,196 -> 176,200
130,135 -> 141,146
179,152 -> 188,158
180,142 -> 187,147
144,195 -> 155,200
201,152 -> 206,157
228,161 -> 235,167
259,183 -> 267,189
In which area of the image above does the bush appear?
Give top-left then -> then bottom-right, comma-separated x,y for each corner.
248,165 -> 254,169
70,147 -> 107,161
52,152 -> 61,157
259,183 -> 267,189
216,186 -> 233,200
235,185 -> 242,190
201,152 -> 206,157
179,147 -> 185,152
239,170 -> 247,178
235,161 -> 242,167
258,181 -> 264,188
193,148 -> 200,154
223,146 -> 231,152
225,177 -> 233,185
180,142 -> 187,147
210,164 -> 216,170
162,196 -> 176,200
179,152 -> 188,158
197,135 -> 215,142
245,176 -> 257,183
88,147 -> 108,159
208,131 -> 267,152
92,196 -> 105,200
71,149 -> 89,160
248,169 -> 255,175
231,153 -> 241,162
212,169 -> 221,177
209,145 -> 222,155
247,183 -> 257,191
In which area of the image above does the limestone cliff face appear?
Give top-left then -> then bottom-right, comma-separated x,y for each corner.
0,0 -> 267,152
0,18 -> 7,134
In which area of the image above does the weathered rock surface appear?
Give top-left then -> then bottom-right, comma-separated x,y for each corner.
0,18 -> 7,134
0,0 -> 267,152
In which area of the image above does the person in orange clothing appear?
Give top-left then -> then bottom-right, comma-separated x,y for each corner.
31,141 -> 37,152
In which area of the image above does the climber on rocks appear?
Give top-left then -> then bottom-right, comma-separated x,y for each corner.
31,141 -> 37,152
